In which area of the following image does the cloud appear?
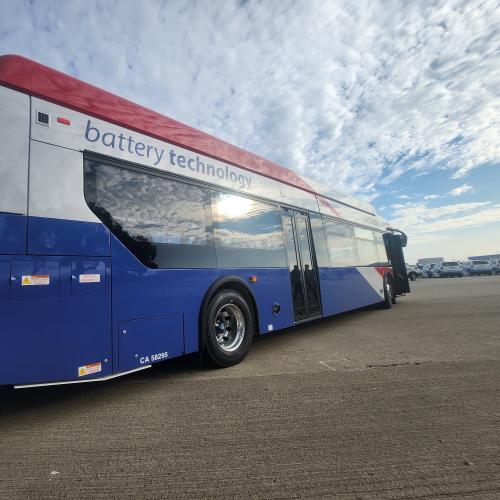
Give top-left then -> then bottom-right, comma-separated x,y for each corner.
423,204 -> 500,232
389,199 -> 500,237
423,194 -> 440,200
0,0 -> 499,201
449,183 -> 474,196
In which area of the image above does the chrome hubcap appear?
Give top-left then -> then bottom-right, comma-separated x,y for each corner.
214,303 -> 245,352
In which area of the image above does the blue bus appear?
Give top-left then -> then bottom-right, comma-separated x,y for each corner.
0,55 -> 402,388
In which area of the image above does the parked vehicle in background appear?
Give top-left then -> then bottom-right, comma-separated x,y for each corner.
461,261 -> 473,275
437,261 -> 464,277
490,260 -> 499,275
429,263 -> 441,278
406,265 -> 422,281
419,263 -> 435,278
469,260 -> 493,276
418,264 -> 429,277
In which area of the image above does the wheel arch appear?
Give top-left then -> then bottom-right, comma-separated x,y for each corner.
199,276 -> 259,350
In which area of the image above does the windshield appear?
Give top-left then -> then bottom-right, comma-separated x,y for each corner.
443,262 -> 458,266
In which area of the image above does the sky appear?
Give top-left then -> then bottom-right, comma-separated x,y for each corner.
1,0 -> 499,262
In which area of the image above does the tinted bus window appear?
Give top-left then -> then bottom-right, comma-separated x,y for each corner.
84,160 -> 215,268
309,213 -> 330,267
211,191 -> 286,268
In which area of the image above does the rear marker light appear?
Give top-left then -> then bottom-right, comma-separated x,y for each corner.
249,276 -> 257,283
57,117 -> 71,125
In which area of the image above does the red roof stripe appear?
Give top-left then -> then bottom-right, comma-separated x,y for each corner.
0,54 -> 314,194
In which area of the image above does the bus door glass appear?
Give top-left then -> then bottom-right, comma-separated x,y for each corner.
282,208 -> 322,321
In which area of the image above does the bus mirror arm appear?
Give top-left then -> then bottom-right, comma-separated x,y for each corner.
386,227 -> 408,248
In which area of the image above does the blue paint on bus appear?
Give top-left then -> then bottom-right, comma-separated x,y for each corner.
0,217 -> 297,384
319,267 -> 384,316
28,215 -> 110,256
0,252 -> 112,385
0,212 -> 389,386
110,235 -> 295,371
0,212 -> 26,254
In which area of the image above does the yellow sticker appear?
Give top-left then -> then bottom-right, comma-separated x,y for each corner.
78,362 -> 102,377
21,275 -> 50,286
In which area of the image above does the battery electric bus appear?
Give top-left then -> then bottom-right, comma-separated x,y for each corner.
0,55 -> 404,388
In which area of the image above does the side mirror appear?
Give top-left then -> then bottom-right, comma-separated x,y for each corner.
386,227 -> 408,248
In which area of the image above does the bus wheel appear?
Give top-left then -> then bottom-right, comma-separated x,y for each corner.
380,275 -> 396,309
202,289 -> 254,368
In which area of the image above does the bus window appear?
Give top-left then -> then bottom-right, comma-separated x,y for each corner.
354,227 -> 379,266
211,191 -> 286,268
84,160 -> 216,268
374,232 -> 389,265
324,219 -> 358,267
309,213 -> 330,268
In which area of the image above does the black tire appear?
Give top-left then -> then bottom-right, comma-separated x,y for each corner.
380,275 -> 396,309
201,288 -> 254,368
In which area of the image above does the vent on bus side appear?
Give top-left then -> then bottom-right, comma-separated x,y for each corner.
36,111 -> 50,126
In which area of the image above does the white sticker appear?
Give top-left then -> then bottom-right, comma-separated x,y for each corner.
21,275 -> 50,286
78,362 -> 102,377
268,324 -> 274,331
79,274 -> 101,284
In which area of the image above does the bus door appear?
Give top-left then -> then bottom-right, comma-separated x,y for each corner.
282,208 -> 322,321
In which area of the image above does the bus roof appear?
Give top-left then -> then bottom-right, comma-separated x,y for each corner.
0,54 -> 374,215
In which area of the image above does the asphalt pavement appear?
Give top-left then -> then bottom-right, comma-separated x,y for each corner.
1,276 -> 499,499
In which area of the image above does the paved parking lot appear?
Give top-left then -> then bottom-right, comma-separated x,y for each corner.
1,276 -> 499,498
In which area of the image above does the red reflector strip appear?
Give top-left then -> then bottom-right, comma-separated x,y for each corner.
57,117 -> 71,125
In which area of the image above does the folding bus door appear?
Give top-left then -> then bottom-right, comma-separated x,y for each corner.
282,208 -> 322,321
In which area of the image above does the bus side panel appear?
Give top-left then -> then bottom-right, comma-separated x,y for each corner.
27,141 -> 110,256
110,237 -> 294,372
318,267 -> 385,316
0,86 -> 29,217
28,215 -> 110,256
0,213 -> 26,254
0,86 -> 30,256
0,255 -> 112,386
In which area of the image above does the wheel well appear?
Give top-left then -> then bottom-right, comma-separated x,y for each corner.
199,277 -> 260,349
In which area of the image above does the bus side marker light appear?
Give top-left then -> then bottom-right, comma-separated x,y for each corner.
249,275 -> 257,282
57,117 -> 71,125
